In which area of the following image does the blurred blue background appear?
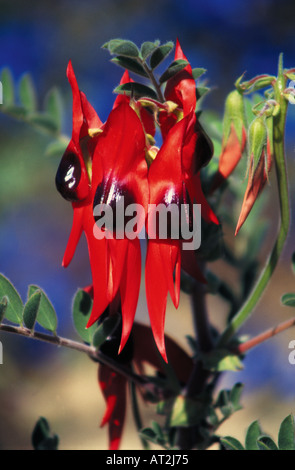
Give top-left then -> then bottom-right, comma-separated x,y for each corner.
0,0 -> 295,449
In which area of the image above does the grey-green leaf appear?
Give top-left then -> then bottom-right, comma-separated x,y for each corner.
114,82 -> 157,100
0,274 -> 23,324
28,285 -> 57,333
245,420 -> 263,450
192,67 -> 207,80
159,59 -> 189,83
0,296 -> 8,323
278,415 -> 295,450
292,252 -> 295,275
28,113 -> 58,134
107,39 -> 139,58
140,41 -> 160,60
111,56 -> 148,78
150,42 -> 174,70
1,68 -> 15,106
23,290 -> 42,330
220,436 -> 244,450
92,314 -> 120,349
44,87 -> 63,133
72,289 -> 97,343
45,139 -> 68,158
19,73 -> 37,112
257,435 -> 278,450
281,293 -> 295,308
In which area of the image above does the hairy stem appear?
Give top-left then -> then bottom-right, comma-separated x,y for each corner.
0,323 -> 147,388
140,61 -> 165,103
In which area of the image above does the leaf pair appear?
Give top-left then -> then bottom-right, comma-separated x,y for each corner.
0,273 -> 57,334
221,414 -> 295,450
0,68 -> 67,158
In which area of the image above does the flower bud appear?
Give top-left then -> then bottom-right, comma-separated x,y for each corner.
210,90 -> 247,192
235,116 -> 273,235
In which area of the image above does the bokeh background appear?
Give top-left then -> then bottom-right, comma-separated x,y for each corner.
0,0 -> 295,450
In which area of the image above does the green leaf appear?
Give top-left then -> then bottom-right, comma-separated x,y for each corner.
114,82 -> 157,100
257,435 -> 278,450
1,68 -> 15,106
281,293 -> 295,308
27,113 -> 59,134
19,73 -> 37,112
278,415 -> 295,450
159,59 -> 189,83
92,314 -> 120,349
292,252 -> 295,275
192,67 -> 206,80
0,296 -> 8,324
23,290 -> 42,330
3,104 -> 27,119
139,427 -> 157,444
31,417 -> 59,451
45,139 -> 68,158
140,41 -> 160,60
111,56 -> 148,78
72,289 -> 97,343
150,42 -> 174,70
230,383 -> 244,411
106,39 -> 139,58
170,395 -> 205,427
0,274 -> 23,324
200,349 -> 243,372
28,285 -> 57,333
44,87 -> 63,133
220,436 -> 244,450
245,420 -> 263,450
196,86 -> 210,99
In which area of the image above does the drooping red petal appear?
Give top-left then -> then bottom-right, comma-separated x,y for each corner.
62,204 -> 84,267
119,237 -> 142,354
145,239 -> 169,363
98,364 -> 127,450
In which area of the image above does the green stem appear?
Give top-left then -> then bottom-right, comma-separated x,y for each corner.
219,54 -> 290,347
140,61 -> 165,103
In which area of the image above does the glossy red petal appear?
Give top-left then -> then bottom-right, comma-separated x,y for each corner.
62,204 -> 84,267
119,238 -> 142,354
145,239 -> 169,362
164,39 -> 196,116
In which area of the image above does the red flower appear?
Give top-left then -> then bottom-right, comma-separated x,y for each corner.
55,61 -> 102,268
98,322 -> 193,450
145,42 -> 218,362
86,100 -> 149,353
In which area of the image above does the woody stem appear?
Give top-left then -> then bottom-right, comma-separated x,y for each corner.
218,54 -> 290,347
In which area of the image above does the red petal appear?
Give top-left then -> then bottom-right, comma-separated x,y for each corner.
62,204 -> 84,267
210,124 -> 247,192
186,173 -> 219,225
98,365 -> 127,450
119,238 -> 142,353
164,39 -> 196,116
145,239 -> 169,362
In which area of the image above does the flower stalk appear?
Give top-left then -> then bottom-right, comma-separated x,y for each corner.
218,54 -> 290,347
